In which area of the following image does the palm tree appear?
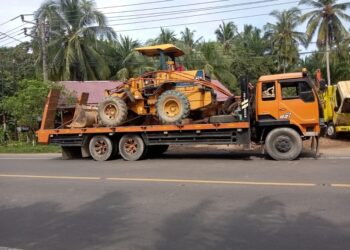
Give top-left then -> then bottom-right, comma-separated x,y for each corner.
215,21 -> 237,53
199,42 -> 237,90
180,27 -> 202,50
114,35 -> 155,81
300,0 -> 350,85
156,27 -> 177,44
264,8 -> 306,73
34,0 -> 116,80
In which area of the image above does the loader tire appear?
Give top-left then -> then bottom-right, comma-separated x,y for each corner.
223,95 -> 236,114
265,128 -> 302,161
156,90 -> 190,124
98,96 -> 127,127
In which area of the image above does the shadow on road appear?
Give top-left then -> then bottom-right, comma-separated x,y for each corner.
155,197 -> 350,250
1,194 -> 349,250
0,192 -> 131,250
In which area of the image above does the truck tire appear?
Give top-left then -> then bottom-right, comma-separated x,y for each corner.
156,90 -> 190,124
147,145 -> 169,158
98,96 -> 127,127
89,135 -> 114,161
119,134 -> 147,161
326,122 -> 338,139
265,128 -> 302,161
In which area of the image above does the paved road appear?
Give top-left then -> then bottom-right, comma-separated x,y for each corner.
0,150 -> 350,250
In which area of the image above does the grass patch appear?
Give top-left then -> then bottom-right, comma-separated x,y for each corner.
0,142 -> 61,153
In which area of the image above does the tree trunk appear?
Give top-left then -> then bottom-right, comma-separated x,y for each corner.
326,28 -> 331,85
41,19 -> 48,81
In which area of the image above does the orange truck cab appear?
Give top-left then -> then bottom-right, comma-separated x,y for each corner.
250,71 -> 323,159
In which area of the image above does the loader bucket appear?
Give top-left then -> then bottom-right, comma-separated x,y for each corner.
68,92 -> 98,128
68,105 -> 98,128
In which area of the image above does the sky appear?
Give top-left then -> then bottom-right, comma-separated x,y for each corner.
0,0 -> 349,52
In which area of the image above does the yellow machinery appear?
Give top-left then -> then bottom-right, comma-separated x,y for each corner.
97,44 -> 231,126
322,81 -> 350,138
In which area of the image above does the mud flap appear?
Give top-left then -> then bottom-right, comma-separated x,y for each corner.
310,136 -> 320,159
61,146 -> 82,159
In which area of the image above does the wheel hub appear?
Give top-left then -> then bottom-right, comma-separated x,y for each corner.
163,99 -> 180,118
327,125 -> 334,136
94,140 -> 107,155
104,104 -> 118,120
124,139 -> 138,155
274,136 -> 292,153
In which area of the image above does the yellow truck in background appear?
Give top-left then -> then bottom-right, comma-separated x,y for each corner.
322,81 -> 350,138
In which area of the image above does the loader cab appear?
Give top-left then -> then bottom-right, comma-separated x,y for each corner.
135,44 -> 208,81
135,44 -> 185,71
256,71 -> 321,136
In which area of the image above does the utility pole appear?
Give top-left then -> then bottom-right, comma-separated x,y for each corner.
22,15 -> 48,81
0,64 -> 6,131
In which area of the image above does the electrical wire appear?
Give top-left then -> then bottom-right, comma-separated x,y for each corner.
109,1 -> 298,26
0,31 -> 24,44
97,0 -> 174,9
111,8 -> 314,32
106,0 -> 284,20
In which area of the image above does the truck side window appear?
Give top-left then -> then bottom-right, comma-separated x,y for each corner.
281,82 -> 299,99
299,81 -> 315,102
262,82 -> 275,101
281,81 -> 315,102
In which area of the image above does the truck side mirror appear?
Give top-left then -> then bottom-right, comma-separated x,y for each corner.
334,106 -> 339,112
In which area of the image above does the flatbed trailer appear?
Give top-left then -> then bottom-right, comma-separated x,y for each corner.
37,73 -> 321,161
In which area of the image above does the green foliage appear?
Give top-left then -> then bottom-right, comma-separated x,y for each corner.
0,142 -> 60,153
215,21 -> 238,53
1,80 -> 51,128
264,8 -> 306,73
0,127 -> 9,145
34,0 -> 116,81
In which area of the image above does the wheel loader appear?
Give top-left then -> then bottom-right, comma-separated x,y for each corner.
97,44 -> 232,126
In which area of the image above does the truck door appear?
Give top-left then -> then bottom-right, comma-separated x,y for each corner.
277,79 -> 318,127
256,81 -> 279,120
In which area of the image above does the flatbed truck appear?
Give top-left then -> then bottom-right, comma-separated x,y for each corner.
36,72 -> 322,161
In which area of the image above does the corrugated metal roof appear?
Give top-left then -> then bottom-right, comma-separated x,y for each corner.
60,81 -> 123,104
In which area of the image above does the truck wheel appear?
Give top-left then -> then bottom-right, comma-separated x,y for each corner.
265,128 -> 302,161
326,122 -> 338,139
89,135 -> 113,161
147,145 -> 169,158
98,96 -> 127,127
156,90 -> 190,124
119,134 -> 147,161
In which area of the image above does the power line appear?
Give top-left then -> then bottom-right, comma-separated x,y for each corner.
103,0 -> 232,15
97,0 -> 174,9
107,0 -> 284,20
0,24 -> 26,38
0,31 -> 23,44
0,36 -> 26,47
0,15 -> 21,26
39,0 -> 235,23
110,7 -> 314,32
109,0 -> 297,26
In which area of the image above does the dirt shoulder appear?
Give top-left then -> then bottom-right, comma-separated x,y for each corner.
168,137 -> 350,158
